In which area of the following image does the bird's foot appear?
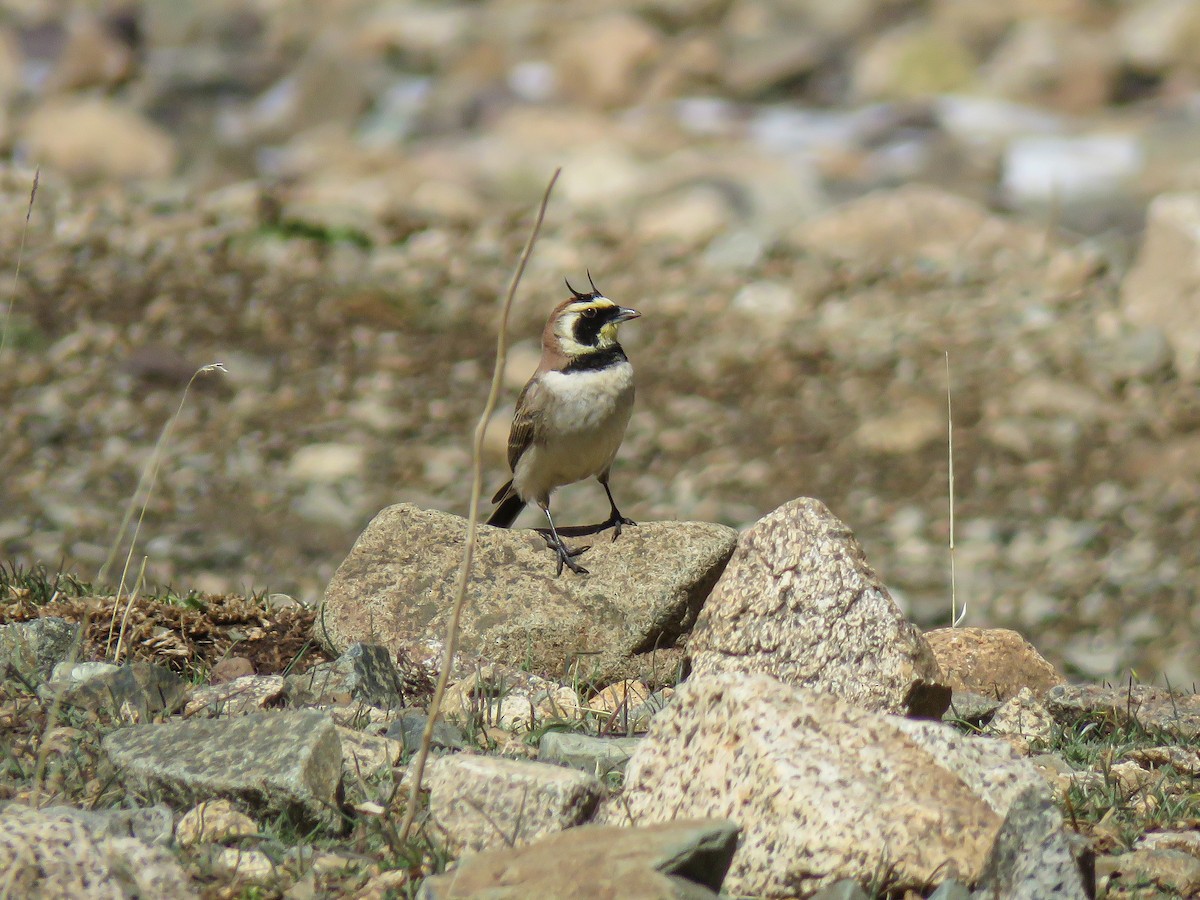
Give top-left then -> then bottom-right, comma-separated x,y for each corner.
554,543 -> 590,576
539,532 -> 590,576
604,511 -> 638,541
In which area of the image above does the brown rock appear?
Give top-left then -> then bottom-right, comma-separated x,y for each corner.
210,657 -> 255,684
184,675 -> 285,718
689,498 -> 948,716
420,818 -> 739,900
925,627 -> 1066,701
175,799 -> 258,847
319,504 -> 736,682
551,14 -> 663,108
21,97 -> 177,180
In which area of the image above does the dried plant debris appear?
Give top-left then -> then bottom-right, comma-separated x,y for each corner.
1,588 -> 329,678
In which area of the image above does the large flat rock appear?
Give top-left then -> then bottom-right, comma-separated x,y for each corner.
319,504 -> 737,679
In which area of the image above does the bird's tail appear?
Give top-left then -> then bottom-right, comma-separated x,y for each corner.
486,484 -> 526,528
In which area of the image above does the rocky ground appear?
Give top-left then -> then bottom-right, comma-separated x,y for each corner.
2,0 -> 1200,895
4,502 -> 1200,898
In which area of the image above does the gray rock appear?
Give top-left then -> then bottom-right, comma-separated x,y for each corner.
45,661 -> 189,722
1045,683 -> 1200,738
286,642 -> 408,710
538,732 -> 642,778
984,687 -> 1056,750
426,753 -> 603,854
185,674 -> 286,718
320,504 -> 737,681
419,818 -> 739,900
943,690 -> 1003,725
610,673 -> 1004,897
0,616 -> 80,681
688,498 -> 948,717
810,879 -> 870,900
976,789 -> 1092,900
1002,134 -> 1143,209
0,802 -> 195,898
384,711 -> 466,755
103,710 -> 344,830
926,880 -> 971,900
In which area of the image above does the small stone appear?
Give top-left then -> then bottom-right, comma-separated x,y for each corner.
210,657 -> 255,683
286,642 -> 408,710
0,616 -> 79,681
212,847 -> 276,884
810,881 -> 870,900
689,498 -> 948,717
176,799 -> 258,847
854,24 -> 976,101
46,661 -> 189,722
185,675 -> 285,718
287,443 -> 365,484
550,13 -> 662,108
426,754 -> 603,854
442,669 -> 580,734
338,727 -> 403,780
943,690 -> 1003,725
538,732 -> 642,778
587,680 -> 652,717
384,711 -> 466,755
985,688 -> 1056,753
924,627 -> 1065,701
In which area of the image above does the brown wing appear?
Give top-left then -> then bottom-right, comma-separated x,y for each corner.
506,379 -> 541,473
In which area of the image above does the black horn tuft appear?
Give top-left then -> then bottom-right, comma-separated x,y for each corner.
565,277 -> 587,300
587,269 -> 601,296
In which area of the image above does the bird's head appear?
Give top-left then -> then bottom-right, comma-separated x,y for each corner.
549,273 -> 640,355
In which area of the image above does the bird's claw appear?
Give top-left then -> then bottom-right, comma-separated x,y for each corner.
555,544 -> 590,576
608,513 -> 637,542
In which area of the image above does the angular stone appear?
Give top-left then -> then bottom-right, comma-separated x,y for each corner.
441,665 -> 581,733
612,674 -> 1007,896
419,818 -> 739,900
977,790 -> 1092,900
46,661 -> 189,722
688,498 -> 947,716
384,711 -> 466,755
338,727 -> 403,780
426,754 -> 603,854
925,627 -> 1066,701
35,804 -> 175,847
1121,192 -> 1200,379
320,504 -> 737,681
539,732 -> 642,778
175,799 -> 258,847
984,687 -> 1056,753
1045,684 -> 1200,739
286,642 -> 408,710
185,675 -> 285,718
0,803 -> 194,899
0,616 -> 79,681
1099,848 -> 1200,895
103,710 -> 344,830
943,690 -> 1003,725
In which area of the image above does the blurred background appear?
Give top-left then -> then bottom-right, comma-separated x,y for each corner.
1,0 -> 1198,683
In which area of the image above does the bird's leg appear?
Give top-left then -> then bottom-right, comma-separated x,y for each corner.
599,476 -> 636,541
540,504 -> 589,576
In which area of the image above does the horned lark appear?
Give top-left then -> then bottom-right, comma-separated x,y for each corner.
486,274 -> 640,575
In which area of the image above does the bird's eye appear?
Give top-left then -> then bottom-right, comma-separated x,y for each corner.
581,307 -> 598,319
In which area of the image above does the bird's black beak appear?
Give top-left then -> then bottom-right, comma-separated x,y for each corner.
613,307 -> 641,323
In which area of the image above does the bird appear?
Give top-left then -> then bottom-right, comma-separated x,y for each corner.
486,273 -> 640,576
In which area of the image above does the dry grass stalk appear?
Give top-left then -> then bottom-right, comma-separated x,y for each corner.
397,168 -> 561,843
